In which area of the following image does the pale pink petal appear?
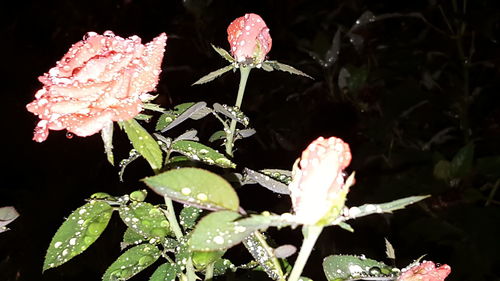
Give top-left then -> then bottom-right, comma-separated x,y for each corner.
27,31 -> 167,142
227,14 -> 271,63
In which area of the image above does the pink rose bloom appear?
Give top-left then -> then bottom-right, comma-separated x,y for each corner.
26,31 -> 167,142
288,137 -> 352,225
227,13 -> 272,64
398,261 -> 451,281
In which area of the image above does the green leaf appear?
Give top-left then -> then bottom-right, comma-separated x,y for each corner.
43,201 -> 113,271
142,102 -> 166,113
135,113 -> 153,121
188,211 -> 249,251
450,143 -> 474,178
346,65 -> 369,93
122,119 -> 163,171
0,206 -> 19,233
213,259 -> 236,276
192,65 -> 234,85
119,202 -> 170,241
209,130 -> 226,142
243,168 -> 290,194
340,195 -> 429,222
385,238 -> 396,260
156,102 -> 209,132
149,263 -> 179,281
192,250 -> 225,270
121,228 -> 145,250
263,60 -> 313,79
102,244 -> 161,281
243,232 -> 284,280
211,44 -> 236,63
100,121 -> 114,165
144,168 -> 239,211
119,149 -> 141,182
323,255 -> 394,281
179,206 -> 203,231
171,140 -> 236,169
213,103 -> 250,127
433,160 -> 451,181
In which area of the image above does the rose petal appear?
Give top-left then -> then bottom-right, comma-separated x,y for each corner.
227,13 -> 272,63
27,31 -> 167,142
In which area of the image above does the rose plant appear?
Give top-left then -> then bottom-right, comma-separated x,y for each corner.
29,14 -> 451,281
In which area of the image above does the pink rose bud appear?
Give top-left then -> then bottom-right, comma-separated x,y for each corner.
26,31 -> 167,142
398,261 -> 451,281
227,13 -> 272,64
289,137 -> 352,225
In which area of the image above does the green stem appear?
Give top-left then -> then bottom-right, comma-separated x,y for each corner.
163,196 -> 197,281
163,196 -> 184,239
204,262 -> 215,281
225,66 -> 251,157
288,225 -> 324,281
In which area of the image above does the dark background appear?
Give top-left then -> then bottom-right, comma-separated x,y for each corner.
1,0 -> 500,280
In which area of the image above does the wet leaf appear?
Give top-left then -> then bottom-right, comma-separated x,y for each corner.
385,238 -> 396,260
149,262 -> 179,281
0,206 -> 19,233
243,168 -> 290,194
174,129 -> 199,142
119,202 -> 171,240
192,250 -> 225,270
171,140 -> 236,168
192,65 -> 234,85
323,29 -> 341,68
43,201 -> 113,271
274,244 -> 296,259
102,244 -> 161,281
323,255 -> 394,281
119,149 -> 141,182
100,121 -> 114,165
179,206 -> 203,231
213,103 -> 250,127
122,119 -> 163,171
340,195 -> 429,222
213,259 -> 236,276
121,228 -> 145,250
243,232 -> 284,280
211,44 -> 236,63
236,128 -> 256,139
209,130 -> 226,142
262,60 -> 313,79
157,102 -> 209,132
144,168 -> 239,211
189,211 -> 251,251
142,102 -> 166,113
450,143 -> 474,178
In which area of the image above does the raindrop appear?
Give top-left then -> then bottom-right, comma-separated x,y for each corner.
66,132 -> 74,139
369,266 -> 382,276
103,30 -> 115,37
83,32 -> 97,40
196,193 -> 208,201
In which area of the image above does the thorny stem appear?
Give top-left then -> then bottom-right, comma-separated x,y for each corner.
225,66 -> 251,157
163,196 -> 197,281
288,225 -> 324,281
